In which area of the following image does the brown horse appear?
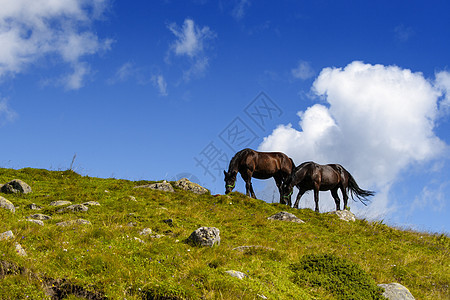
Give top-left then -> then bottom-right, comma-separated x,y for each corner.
224,148 -> 294,203
281,161 -> 374,212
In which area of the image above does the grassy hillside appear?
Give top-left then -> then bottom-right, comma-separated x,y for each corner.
0,168 -> 449,299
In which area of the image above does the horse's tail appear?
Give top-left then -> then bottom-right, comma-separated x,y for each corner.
343,168 -> 375,206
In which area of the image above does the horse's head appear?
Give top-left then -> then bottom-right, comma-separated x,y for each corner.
280,177 -> 294,205
223,170 -> 237,194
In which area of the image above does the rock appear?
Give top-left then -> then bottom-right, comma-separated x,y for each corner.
187,227 -> 220,247
225,270 -> 247,280
139,228 -> 152,236
56,219 -> 91,227
267,211 -> 305,223
0,196 -> 15,213
134,181 -> 174,192
174,178 -> 209,194
0,179 -> 32,194
134,237 -> 145,244
328,210 -> 356,222
378,283 -> 415,300
27,213 -> 51,220
82,201 -> 100,206
163,219 -> 174,226
15,243 -> 27,256
27,203 -> 42,210
49,200 -> 72,207
0,230 -> 14,241
128,196 -> 137,201
57,204 -> 88,213
26,219 -> 44,226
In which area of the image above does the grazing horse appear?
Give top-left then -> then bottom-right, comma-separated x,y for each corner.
224,148 -> 294,203
281,162 -> 374,212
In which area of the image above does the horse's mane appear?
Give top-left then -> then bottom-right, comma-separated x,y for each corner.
228,148 -> 252,173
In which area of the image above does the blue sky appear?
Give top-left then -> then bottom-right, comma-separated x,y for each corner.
1,0 -> 449,234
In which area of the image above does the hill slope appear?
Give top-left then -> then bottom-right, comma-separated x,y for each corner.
0,168 -> 449,299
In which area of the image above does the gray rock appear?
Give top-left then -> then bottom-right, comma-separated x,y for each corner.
328,210 -> 356,222
134,181 -> 174,192
0,230 -> 14,241
15,243 -> 27,257
82,201 -> 100,206
27,213 -> 51,220
49,200 -> 72,206
187,227 -> 220,247
174,178 -> 208,195
225,270 -> 247,280
57,204 -> 88,213
378,283 -> 415,300
27,203 -> 42,210
26,219 -> 44,226
1,179 -> 32,194
56,219 -> 91,227
267,211 -> 305,223
139,228 -> 152,236
0,196 -> 15,213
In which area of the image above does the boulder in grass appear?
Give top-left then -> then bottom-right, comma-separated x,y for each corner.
0,196 -> 15,213
328,210 -> 356,222
187,227 -> 220,247
1,179 -> 32,194
134,181 -> 174,193
378,283 -> 415,300
174,178 -> 209,195
267,211 -> 304,223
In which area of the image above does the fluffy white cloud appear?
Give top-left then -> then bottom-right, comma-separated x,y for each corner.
259,61 -> 449,217
0,97 -> 17,125
167,18 -> 216,80
0,0 -> 112,89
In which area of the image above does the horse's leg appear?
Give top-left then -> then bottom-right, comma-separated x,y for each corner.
243,170 -> 256,198
341,185 -> 349,210
313,183 -> 320,213
293,187 -> 306,209
331,188 -> 341,211
274,175 -> 287,205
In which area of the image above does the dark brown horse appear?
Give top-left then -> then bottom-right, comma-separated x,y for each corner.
224,148 -> 294,203
281,161 -> 374,212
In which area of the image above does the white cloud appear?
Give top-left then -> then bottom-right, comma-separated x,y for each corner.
0,0 -> 112,89
0,97 -> 17,125
167,18 -> 216,80
232,0 -> 251,20
259,61 -> 448,218
152,75 -> 168,96
435,70 -> 450,113
291,60 -> 315,80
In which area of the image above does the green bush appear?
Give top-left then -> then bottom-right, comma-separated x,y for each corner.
290,254 -> 384,299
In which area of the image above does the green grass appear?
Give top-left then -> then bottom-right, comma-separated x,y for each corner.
0,167 -> 449,299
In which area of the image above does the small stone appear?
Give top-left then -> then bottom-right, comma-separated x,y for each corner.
378,283 -> 415,300
139,228 -> 152,236
134,181 -> 174,193
225,270 -> 247,280
0,230 -> 14,241
187,227 -> 220,247
268,211 -> 305,223
26,219 -> 44,226
57,204 -> 88,213
0,196 -> 15,213
328,210 -> 356,222
27,203 -> 42,210
82,201 -> 100,206
27,213 -> 51,220
49,200 -> 72,207
15,243 -> 27,257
